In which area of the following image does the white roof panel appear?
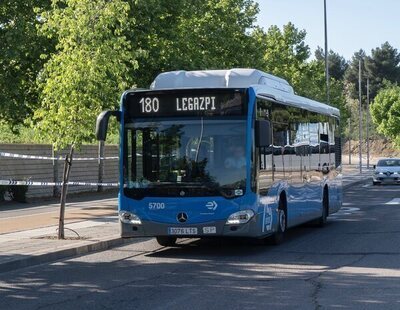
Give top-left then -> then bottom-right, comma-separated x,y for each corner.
150,68 -> 340,117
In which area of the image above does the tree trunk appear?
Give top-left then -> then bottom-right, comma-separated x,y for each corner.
58,145 -> 74,240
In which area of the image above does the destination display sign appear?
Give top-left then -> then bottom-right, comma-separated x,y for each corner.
125,89 -> 247,118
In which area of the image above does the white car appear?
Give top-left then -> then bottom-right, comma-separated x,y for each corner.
373,158 -> 400,185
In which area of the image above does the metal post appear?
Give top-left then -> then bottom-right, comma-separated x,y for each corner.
348,117 -> 351,165
324,0 -> 330,104
98,141 -> 105,192
358,59 -> 363,173
366,77 -> 370,169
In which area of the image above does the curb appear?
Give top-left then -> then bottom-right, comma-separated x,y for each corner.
0,236 -> 139,274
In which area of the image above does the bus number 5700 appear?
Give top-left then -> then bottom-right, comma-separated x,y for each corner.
149,202 -> 165,210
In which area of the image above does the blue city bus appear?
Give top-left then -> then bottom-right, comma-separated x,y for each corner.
96,69 -> 342,246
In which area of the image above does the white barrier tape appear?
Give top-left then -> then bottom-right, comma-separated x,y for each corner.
0,151 -> 118,161
0,180 -> 119,187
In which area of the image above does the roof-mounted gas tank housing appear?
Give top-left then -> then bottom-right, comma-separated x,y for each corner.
148,68 -> 340,117
150,68 -> 294,94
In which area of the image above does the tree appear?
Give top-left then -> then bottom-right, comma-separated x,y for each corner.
370,83 -> 400,146
127,0 -> 262,88
306,60 -> 347,116
257,23 -> 347,119
315,47 -> 348,81
343,49 -> 367,100
364,42 -> 400,99
344,42 -> 400,101
260,22 -> 310,91
33,0 -> 138,149
0,0 -> 53,127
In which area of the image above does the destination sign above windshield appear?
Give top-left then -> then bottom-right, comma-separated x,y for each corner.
125,89 -> 247,118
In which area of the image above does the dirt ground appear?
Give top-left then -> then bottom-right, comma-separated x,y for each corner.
342,139 -> 400,164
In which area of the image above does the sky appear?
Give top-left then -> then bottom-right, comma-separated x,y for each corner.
255,0 -> 400,60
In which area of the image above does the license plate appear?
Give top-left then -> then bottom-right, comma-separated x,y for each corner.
203,226 -> 217,234
168,227 -> 198,235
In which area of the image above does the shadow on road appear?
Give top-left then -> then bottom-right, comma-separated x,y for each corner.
1,181 -> 400,309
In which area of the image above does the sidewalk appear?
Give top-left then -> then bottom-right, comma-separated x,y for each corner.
0,166 -> 370,274
0,193 -> 147,274
0,215 -> 145,274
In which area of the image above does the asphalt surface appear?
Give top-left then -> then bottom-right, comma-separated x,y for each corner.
1,181 -> 400,309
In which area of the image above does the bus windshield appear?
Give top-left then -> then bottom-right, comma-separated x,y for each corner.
124,118 -> 246,199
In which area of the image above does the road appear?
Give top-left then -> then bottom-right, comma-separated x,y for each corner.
1,181 -> 400,309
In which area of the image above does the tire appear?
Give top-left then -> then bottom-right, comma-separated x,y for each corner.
156,236 -> 177,247
316,189 -> 329,227
270,197 -> 287,245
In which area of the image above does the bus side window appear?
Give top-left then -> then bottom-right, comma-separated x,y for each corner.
256,98 -> 273,194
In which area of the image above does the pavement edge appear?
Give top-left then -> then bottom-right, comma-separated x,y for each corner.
0,236 -> 136,274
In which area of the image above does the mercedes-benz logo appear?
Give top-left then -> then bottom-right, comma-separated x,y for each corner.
177,212 -> 188,223
179,190 -> 186,197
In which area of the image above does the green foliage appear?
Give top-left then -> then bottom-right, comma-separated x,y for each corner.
315,47 -> 348,81
260,22 -> 310,89
345,43 -> 400,101
5,0 -> 389,144
33,0 -> 138,149
0,122 -> 38,143
370,84 -> 400,146
257,23 -> 347,119
365,42 -> 400,99
0,0 -> 54,126
128,0 -> 262,87
344,49 -> 367,100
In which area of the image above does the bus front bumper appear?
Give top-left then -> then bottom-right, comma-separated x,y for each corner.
120,216 -> 267,239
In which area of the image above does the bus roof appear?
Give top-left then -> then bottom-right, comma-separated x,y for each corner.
150,68 -> 340,117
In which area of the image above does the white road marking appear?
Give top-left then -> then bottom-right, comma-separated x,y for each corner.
330,207 -> 361,220
385,198 -> 400,205
362,184 -> 371,188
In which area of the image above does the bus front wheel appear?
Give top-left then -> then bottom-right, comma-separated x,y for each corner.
316,189 -> 329,227
156,236 -> 177,247
270,196 -> 287,245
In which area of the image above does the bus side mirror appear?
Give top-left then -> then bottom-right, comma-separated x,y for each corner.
96,110 -> 121,141
255,120 -> 271,147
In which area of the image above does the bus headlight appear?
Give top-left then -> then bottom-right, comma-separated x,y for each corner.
226,210 -> 255,225
119,211 -> 142,225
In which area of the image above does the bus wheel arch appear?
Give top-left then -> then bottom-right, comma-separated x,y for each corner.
270,191 -> 287,245
317,185 -> 329,227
